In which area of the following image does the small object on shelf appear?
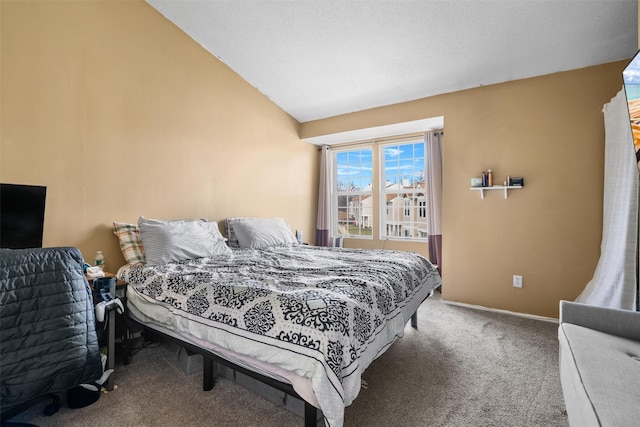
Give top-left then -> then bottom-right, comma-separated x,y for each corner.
471,177 -> 483,187
481,171 -> 487,187
510,177 -> 524,187
487,169 -> 493,187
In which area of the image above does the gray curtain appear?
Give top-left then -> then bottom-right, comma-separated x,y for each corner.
316,145 -> 332,247
425,131 -> 443,275
576,89 -> 638,310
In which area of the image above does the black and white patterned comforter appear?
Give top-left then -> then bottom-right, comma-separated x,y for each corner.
119,245 -> 441,427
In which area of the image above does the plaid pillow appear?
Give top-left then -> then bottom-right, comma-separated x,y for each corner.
113,222 -> 146,265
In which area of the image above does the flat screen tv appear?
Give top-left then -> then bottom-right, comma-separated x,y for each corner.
0,183 -> 47,249
622,50 -> 640,171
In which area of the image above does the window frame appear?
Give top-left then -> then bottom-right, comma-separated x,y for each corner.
329,136 -> 431,243
378,139 -> 429,242
332,146 -> 374,240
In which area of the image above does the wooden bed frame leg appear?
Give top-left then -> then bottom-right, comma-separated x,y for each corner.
304,402 -> 318,427
411,312 -> 418,329
203,356 -> 215,391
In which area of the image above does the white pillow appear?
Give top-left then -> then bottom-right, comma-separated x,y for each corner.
138,217 -> 231,265
232,217 -> 298,249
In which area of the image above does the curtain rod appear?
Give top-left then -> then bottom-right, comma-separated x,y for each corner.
317,130 -> 443,150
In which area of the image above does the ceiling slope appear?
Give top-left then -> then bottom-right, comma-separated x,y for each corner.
147,0 -> 637,123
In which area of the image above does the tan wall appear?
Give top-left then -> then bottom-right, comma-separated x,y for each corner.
302,62 -> 627,318
1,1 -> 318,271
1,0 -> 631,319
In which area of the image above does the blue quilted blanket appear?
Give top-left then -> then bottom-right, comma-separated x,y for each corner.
0,247 -> 102,413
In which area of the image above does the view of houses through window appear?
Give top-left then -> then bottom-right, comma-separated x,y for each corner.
333,138 -> 428,241
335,148 -> 373,237
381,140 -> 427,240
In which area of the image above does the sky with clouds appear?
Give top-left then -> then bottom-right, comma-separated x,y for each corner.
336,142 -> 425,191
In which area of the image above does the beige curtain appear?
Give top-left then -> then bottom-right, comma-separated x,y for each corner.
316,145 -> 332,246
425,131 -> 443,275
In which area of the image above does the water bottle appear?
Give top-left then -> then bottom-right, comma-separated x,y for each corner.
94,251 -> 105,271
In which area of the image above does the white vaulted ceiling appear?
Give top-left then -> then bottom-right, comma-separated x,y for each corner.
147,0 -> 637,123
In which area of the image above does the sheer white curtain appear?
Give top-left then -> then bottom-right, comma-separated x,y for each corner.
576,89 -> 638,310
316,145 -> 332,247
425,131 -> 443,275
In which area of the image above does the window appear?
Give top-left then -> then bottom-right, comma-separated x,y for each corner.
334,148 -> 373,238
381,140 -> 428,240
418,200 -> 426,218
331,138 -> 429,242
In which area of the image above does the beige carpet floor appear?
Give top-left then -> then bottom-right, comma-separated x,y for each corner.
4,293 -> 568,426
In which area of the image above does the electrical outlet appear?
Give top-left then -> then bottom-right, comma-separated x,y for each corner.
513,275 -> 523,288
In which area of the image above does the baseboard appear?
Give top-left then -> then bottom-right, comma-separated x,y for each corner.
441,299 -> 559,323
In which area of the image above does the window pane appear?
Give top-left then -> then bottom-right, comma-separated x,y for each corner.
336,148 -> 373,191
334,147 -> 373,239
381,140 -> 428,241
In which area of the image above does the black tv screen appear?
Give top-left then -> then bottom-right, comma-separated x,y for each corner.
0,183 -> 47,249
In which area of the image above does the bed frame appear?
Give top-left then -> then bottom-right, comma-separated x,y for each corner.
136,311 -> 419,427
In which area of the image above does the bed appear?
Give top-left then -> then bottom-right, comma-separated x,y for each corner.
113,217 -> 441,427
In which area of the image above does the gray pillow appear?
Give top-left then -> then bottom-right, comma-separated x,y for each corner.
233,217 -> 298,249
138,217 -> 231,265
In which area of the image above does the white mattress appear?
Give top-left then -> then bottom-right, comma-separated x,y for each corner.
125,283 -> 320,407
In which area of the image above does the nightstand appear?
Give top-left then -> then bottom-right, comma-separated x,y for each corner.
87,272 -> 128,391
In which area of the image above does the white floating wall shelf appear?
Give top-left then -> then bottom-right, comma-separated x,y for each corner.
470,185 -> 523,199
